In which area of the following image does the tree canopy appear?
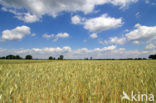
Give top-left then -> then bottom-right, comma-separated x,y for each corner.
25,55 -> 33,59
58,55 -> 64,60
149,54 -> 156,59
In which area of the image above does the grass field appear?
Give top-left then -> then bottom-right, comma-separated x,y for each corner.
0,60 -> 156,103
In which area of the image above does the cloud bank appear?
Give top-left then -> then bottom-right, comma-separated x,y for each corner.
0,0 -> 138,22
0,45 -> 154,59
102,24 -> 156,45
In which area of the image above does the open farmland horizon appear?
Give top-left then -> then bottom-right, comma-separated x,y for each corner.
0,0 -> 156,102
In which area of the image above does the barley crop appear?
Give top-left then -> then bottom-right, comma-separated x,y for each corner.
0,60 -> 156,103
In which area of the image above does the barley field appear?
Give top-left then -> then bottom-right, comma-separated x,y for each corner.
0,60 -> 156,103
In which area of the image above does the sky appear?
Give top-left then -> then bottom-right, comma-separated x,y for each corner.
0,0 -> 156,59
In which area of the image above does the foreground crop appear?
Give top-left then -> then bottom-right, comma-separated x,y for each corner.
0,60 -> 156,103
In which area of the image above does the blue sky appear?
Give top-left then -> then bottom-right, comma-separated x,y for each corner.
0,0 -> 156,59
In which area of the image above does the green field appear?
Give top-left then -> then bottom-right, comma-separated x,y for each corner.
0,60 -> 156,103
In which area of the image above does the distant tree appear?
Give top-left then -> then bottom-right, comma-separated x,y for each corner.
15,55 -> 22,59
138,58 -> 142,60
2,56 -> 6,59
128,58 -> 133,60
6,55 -> 15,59
4,55 -> 22,59
25,55 -> 33,59
84,58 -> 88,60
134,58 -> 138,60
49,56 -> 53,60
149,54 -> 156,59
0,56 -> 6,59
58,55 -> 64,60
90,57 -> 93,60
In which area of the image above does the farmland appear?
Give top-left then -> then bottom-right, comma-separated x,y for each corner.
0,60 -> 156,103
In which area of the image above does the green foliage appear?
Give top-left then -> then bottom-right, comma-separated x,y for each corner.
49,56 -> 53,60
49,56 -> 56,60
84,58 -> 89,60
0,55 -> 22,59
58,55 -> 64,60
149,54 -> 156,59
25,55 -> 33,59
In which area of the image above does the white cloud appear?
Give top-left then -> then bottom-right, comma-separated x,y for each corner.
109,36 -> 126,45
90,33 -> 98,39
55,33 -> 69,38
109,0 -> 138,8
1,8 -> 40,23
71,15 -> 81,24
84,14 -> 124,32
72,14 -> 124,35
42,33 -> 54,39
98,39 -> 107,45
42,32 -> 69,41
1,25 -> 31,41
16,13 -> 40,23
124,29 -> 129,33
0,45 -> 154,59
31,33 -> 36,37
125,24 -> 156,43
145,44 -> 156,50
0,0 -> 138,22
32,46 -> 72,53
103,24 -> 156,45
94,45 -> 117,51
99,36 -> 126,45
132,40 -> 140,44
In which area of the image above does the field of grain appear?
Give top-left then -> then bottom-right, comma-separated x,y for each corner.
0,60 -> 156,103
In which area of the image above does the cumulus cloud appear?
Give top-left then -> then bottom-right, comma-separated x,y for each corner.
42,33 -> 54,39
1,8 -> 40,23
32,46 -> 72,53
103,36 -> 126,45
90,33 -> 98,39
125,24 -> 156,43
145,44 -> 156,50
109,37 -> 126,45
1,25 -> 31,41
0,45 -> 153,59
71,15 -> 81,24
42,32 -> 69,41
103,24 -> 156,45
54,33 -> 69,41
72,14 -> 124,33
94,45 -> 117,51
0,0 -> 138,22
55,33 -> 69,38
16,13 -> 40,23
84,14 -> 124,32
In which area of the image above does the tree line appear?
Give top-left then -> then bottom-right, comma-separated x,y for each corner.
0,55 -> 64,60
0,55 -> 33,60
48,55 -> 64,60
0,54 -> 156,60
149,54 -> 156,59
